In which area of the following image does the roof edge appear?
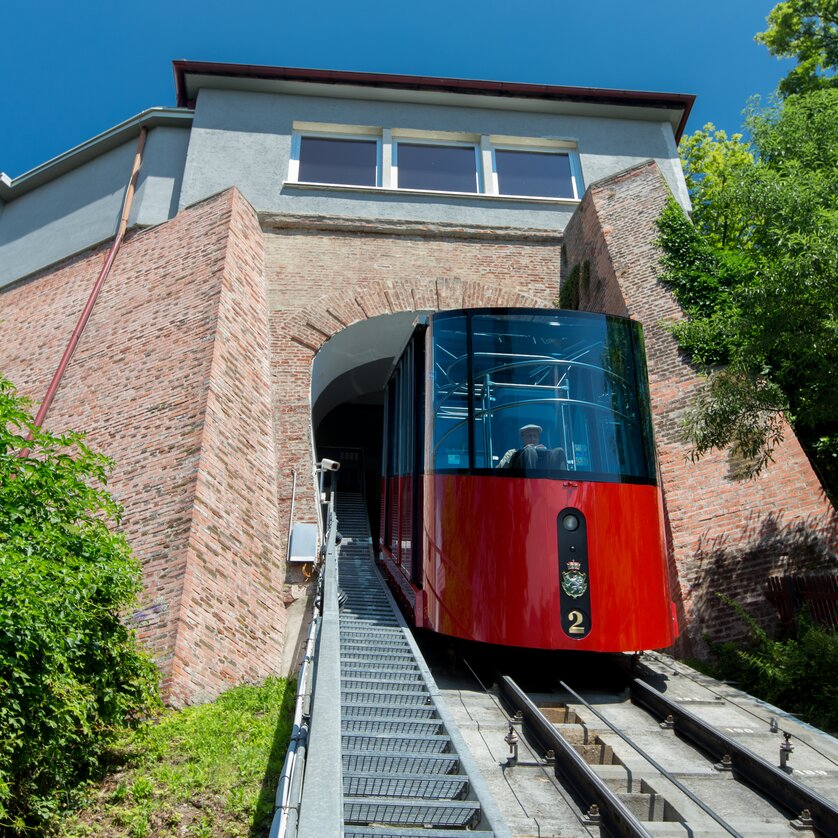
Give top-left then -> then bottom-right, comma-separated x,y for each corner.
172,60 -> 695,141
0,108 -> 194,201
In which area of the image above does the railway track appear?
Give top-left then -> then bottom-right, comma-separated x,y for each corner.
428,648 -> 838,838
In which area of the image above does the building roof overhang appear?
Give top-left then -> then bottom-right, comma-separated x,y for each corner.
0,108 -> 194,201
173,60 -> 695,141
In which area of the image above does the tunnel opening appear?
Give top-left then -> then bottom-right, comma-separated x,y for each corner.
316,403 -> 383,545
311,311 -> 427,542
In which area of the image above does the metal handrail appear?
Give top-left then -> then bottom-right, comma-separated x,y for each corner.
270,575 -> 320,838
271,467 -> 342,838
296,468 -> 342,838
438,353 -> 633,395
433,395 -> 641,457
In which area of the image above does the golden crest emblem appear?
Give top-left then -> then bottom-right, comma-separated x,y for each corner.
561,559 -> 588,599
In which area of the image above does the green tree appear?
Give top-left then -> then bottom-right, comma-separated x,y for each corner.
756,1 -> 838,97
678,124 -> 754,248
0,376 -> 160,833
658,89 -> 838,492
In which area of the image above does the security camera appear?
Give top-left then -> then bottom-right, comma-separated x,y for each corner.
320,458 -> 341,471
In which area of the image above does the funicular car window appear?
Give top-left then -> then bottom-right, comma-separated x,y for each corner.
431,315 -> 469,471
431,311 -> 655,480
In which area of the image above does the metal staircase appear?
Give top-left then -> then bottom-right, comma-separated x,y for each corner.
336,491 -> 506,838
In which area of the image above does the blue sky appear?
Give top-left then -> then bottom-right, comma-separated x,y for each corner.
1,1 -> 792,179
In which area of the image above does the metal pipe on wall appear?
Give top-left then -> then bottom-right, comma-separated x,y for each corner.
31,126 -> 148,430
286,469 -> 298,563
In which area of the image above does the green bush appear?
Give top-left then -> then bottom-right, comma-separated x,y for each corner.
703,596 -> 838,733
0,376 -> 160,833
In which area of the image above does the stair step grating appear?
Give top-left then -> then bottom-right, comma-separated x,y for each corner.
344,771 -> 468,799
343,679 -> 429,693
345,829 -> 495,838
342,689 -> 431,705
331,492 -> 492,836
343,751 -> 460,775
340,653 -> 417,664
341,668 -> 423,681
344,798 -> 480,829
343,718 -> 444,735
342,733 -> 450,754
342,703 -> 438,720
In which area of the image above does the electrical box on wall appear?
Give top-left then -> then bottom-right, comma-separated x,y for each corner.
288,522 -> 318,563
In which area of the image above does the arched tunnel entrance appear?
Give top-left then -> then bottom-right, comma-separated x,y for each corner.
311,311 -> 428,544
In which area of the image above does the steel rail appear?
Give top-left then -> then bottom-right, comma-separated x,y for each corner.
499,676 -> 654,838
631,678 -> 838,836
558,680 -> 743,837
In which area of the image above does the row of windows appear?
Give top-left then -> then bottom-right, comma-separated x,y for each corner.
288,130 -> 583,200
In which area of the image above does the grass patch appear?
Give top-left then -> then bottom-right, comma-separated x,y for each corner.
57,677 -> 295,838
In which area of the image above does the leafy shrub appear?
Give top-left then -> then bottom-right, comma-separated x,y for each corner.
703,595 -> 838,733
0,376 -> 160,833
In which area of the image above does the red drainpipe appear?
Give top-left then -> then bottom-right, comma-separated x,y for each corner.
31,126 -> 148,431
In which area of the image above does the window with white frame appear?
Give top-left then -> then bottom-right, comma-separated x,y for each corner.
289,124 -> 582,200
297,136 -> 379,186
394,141 -> 480,193
288,126 -> 381,187
493,148 -> 576,199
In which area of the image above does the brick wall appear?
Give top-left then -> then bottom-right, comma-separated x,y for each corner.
562,161 -> 837,652
1,198 -> 566,703
167,190 -> 284,705
0,188 -> 284,705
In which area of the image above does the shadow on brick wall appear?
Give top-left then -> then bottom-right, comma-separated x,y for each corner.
679,511 -> 837,657
660,483 -> 689,650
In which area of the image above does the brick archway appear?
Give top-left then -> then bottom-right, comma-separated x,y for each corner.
271,275 -> 553,552
288,276 -> 548,353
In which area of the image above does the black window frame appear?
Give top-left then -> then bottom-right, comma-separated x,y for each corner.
381,324 -> 428,584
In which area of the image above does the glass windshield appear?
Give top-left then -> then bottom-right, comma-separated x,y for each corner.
430,310 -> 656,481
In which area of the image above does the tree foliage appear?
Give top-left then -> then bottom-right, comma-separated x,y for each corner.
678,125 -> 754,249
0,376 -> 160,833
756,0 -> 838,97
658,90 -> 838,490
